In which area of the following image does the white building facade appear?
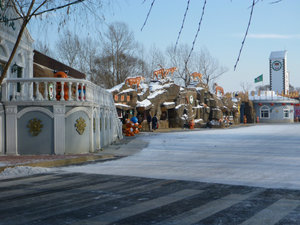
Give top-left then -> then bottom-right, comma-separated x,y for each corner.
0,3 -> 122,155
269,51 -> 289,95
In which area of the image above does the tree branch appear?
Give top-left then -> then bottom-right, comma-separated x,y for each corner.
0,0 -> 36,84
0,0 -> 85,22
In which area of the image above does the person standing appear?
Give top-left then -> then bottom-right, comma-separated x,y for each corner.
152,114 -> 158,130
147,114 -> 152,131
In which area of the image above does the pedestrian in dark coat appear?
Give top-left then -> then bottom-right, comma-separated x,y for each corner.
147,114 -> 152,131
152,114 -> 158,130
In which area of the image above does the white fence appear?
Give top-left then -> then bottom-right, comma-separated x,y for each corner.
1,77 -> 123,155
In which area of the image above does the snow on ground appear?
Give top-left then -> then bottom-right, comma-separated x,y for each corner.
0,166 -> 52,180
62,124 -> 300,190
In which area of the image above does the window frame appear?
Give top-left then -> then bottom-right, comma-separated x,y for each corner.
283,107 -> 289,118
260,105 -> 270,119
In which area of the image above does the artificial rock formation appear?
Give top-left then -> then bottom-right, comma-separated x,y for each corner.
110,78 -> 241,130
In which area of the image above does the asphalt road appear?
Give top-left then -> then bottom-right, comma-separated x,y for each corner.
2,172 -> 300,225
2,124 -> 300,224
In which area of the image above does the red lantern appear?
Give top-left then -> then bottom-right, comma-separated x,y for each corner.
270,103 -> 274,106
291,103 -> 294,106
282,103 -> 286,106
258,103 -> 262,106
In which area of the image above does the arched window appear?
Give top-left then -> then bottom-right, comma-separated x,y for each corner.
260,105 -> 270,119
283,107 -> 289,118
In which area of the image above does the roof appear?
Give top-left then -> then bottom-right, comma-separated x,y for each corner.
269,51 -> 287,60
33,50 -> 86,79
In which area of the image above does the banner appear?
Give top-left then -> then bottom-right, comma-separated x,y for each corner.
254,74 -> 263,83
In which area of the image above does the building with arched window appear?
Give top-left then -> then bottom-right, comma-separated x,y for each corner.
0,4 -> 122,155
250,91 -> 298,123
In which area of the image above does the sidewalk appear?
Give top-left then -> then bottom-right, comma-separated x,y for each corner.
0,134 -> 148,173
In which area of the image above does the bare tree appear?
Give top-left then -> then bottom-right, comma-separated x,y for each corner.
92,53 -> 145,89
148,44 -> 166,79
166,43 -> 194,87
34,40 -> 54,57
240,81 -> 253,93
56,30 -> 81,69
91,22 -> 145,88
195,48 -> 228,90
56,30 -> 100,80
0,0 -> 105,85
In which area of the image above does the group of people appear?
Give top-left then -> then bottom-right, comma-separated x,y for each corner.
147,114 -> 158,131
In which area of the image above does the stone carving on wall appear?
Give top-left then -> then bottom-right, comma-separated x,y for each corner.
27,118 -> 43,136
75,117 -> 86,135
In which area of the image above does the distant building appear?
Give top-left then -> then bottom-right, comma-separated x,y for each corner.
250,91 -> 299,123
269,51 -> 289,95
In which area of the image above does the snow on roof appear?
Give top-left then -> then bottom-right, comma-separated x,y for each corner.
108,82 -> 124,93
115,103 -> 131,109
138,83 -> 149,96
119,88 -> 136,94
149,82 -> 163,92
148,90 -> 166,99
269,50 -> 287,59
136,99 -> 152,108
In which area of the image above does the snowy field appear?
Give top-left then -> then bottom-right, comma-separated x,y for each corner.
61,124 -> 300,190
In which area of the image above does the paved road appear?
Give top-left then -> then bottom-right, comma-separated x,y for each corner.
2,124 -> 300,224
2,172 -> 300,225
64,124 -> 300,190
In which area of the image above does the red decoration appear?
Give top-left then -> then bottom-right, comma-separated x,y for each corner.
270,103 -> 274,106
291,103 -> 294,106
282,103 -> 286,106
258,103 -> 262,106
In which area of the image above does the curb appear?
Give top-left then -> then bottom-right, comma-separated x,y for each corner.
0,154 -> 116,173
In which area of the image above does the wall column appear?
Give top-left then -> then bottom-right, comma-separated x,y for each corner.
95,107 -> 100,150
89,106 -> 94,153
53,105 -> 65,155
6,105 -> 18,155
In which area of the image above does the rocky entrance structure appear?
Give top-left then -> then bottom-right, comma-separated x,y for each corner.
110,77 -> 245,131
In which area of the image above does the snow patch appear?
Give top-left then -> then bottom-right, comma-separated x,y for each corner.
136,99 -> 152,108
148,90 -> 166,99
119,88 -> 135,94
0,166 -> 52,179
193,105 -> 204,109
163,102 -> 175,106
108,83 -> 124,93
175,104 -> 184,109
194,119 -> 203,123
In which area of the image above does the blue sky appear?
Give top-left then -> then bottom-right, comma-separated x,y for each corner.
29,0 -> 300,92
